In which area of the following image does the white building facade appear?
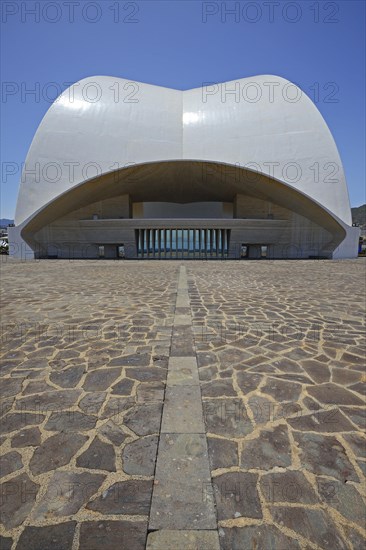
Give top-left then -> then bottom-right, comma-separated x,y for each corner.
9,75 -> 359,260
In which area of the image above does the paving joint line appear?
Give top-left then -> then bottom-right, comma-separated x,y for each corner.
146,266 -> 220,549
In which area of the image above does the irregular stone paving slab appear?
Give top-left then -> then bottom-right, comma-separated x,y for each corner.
0,399 -> 14,418
201,379 -> 237,397
236,371 -> 262,393
241,424 -> 292,470
332,367 -> 362,385
101,396 -> 135,419
0,536 -> 12,550
213,471 -> 262,520
15,389 -> 82,412
342,432 -> 366,458
270,372 -> 315,384
109,353 -> 150,366
122,435 -> 158,475
1,412 -> 45,434
111,377 -> 135,395
293,432 -> 359,482
261,377 -> 302,402
16,522 -> 77,550
87,480 -> 152,515
44,410 -> 97,431
198,365 -> 219,381
22,380 -> 54,395
49,365 -> 85,387
11,427 -> 41,448
146,530 -> 220,549
98,419 -> 129,445
218,347 -> 251,367
317,476 -> 366,528
137,381 -> 165,403
307,382 -> 364,405
301,359 -> 331,384
0,473 -> 39,529
161,386 -> 205,433
78,391 -> 106,414
83,368 -> 121,391
272,357 -> 304,373
343,526 -> 366,549
349,381 -> 366,395
207,437 -> 238,470
125,366 -> 166,382
260,470 -> 319,504
29,432 -> 88,475
341,351 -> 364,365
123,403 -> 163,436
203,398 -> 253,437
196,351 -> 217,368
76,436 -> 116,471
220,525 -> 301,550
32,471 -> 105,519
0,378 -> 23,398
79,520 -> 147,550
149,434 -> 216,529
287,407 -> 356,432
0,450 -> 23,477
270,506 -> 348,549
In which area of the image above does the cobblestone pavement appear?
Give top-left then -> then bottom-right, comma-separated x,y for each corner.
0,259 -> 365,549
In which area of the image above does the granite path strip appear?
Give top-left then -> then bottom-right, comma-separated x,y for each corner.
147,266 -> 220,549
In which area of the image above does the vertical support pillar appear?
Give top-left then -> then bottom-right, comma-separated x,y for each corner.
141,229 -> 145,258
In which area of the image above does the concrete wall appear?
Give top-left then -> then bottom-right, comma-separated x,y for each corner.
132,202 -> 233,219
332,225 -> 360,259
27,192 -> 336,260
231,194 -> 334,258
32,195 -> 134,259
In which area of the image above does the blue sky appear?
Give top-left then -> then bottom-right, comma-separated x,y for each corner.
1,0 -> 365,218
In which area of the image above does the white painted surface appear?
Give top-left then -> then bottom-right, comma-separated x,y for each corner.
15,75 -> 352,228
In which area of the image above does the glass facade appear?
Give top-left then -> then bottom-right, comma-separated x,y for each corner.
135,228 -> 230,259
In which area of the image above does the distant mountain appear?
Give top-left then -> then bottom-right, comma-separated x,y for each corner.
0,219 -> 13,227
351,205 -> 366,227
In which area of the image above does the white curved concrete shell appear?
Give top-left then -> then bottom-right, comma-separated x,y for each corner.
10,75 -> 359,260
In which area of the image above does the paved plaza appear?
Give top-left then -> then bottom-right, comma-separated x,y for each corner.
0,259 -> 365,549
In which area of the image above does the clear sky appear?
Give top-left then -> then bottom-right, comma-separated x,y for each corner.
1,0 -> 365,219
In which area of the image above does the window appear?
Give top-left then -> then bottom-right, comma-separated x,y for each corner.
117,245 -> 125,258
261,245 -> 268,258
98,245 -> 105,258
241,244 -> 248,258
